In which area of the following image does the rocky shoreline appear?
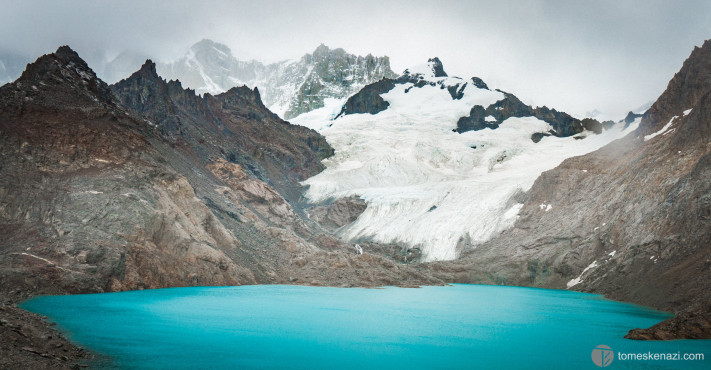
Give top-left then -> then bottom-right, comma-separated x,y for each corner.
625,304 -> 711,340
2,277 -> 708,368
1,299 -> 90,369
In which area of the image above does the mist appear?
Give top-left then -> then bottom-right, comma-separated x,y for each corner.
1,0 -> 710,119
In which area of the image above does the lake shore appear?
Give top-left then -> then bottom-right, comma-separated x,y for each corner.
0,297 -> 90,369
3,279 -> 709,368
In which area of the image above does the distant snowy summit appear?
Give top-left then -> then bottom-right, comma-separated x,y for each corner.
151,39 -> 396,119
294,57 -> 639,261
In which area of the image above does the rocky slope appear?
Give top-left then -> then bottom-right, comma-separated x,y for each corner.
155,39 -> 396,119
425,40 -> 711,339
0,303 -> 90,369
0,47 -> 439,366
110,59 -> 332,204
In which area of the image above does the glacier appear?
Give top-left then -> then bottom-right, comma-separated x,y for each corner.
293,63 -> 640,261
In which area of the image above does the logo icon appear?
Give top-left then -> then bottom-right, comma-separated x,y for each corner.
591,344 -> 614,367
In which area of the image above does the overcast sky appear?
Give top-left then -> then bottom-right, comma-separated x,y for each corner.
1,0 -> 710,119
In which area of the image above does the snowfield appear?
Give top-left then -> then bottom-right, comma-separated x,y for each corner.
292,65 -> 640,261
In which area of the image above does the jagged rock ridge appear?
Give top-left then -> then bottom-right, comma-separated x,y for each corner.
110,59 -> 332,203
154,39 -> 397,119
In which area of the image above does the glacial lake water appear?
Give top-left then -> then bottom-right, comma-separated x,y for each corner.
22,284 -> 710,369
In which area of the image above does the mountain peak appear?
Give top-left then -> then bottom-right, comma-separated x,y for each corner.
47,45 -> 92,73
403,57 -> 448,79
190,39 -> 232,57
312,43 -> 332,58
18,45 -> 98,86
113,59 -> 161,87
55,45 -> 81,60
139,59 -> 158,77
5,45 -> 118,111
428,57 -> 447,77
640,38 -> 711,134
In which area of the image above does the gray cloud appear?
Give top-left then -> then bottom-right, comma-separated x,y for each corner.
1,0 -> 710,118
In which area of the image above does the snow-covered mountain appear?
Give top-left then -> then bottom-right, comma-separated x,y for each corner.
153,39 -> 396,119
293,59 -> 638,262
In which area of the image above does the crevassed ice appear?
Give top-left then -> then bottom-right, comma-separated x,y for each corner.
293,78 -> 639,261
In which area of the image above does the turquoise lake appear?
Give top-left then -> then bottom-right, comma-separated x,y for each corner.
21,284 -> 710,369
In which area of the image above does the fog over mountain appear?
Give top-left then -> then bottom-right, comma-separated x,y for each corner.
1,0 -> 710,119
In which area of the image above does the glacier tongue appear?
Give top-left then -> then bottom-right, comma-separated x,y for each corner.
293,74 -> 640,262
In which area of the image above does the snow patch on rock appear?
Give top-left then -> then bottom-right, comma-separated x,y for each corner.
644,116 -> 677,141
567,260 -> 599,288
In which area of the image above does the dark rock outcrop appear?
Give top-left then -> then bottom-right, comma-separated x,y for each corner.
455,90 -> 596,138
625,304 -> 711,340
428,57 -> 448,77
446,82 -> 468,100
532,106 -> 584,136
455,105 -> 496,131
530,132 -> 553,143
456,92 -> 533,132
336,78 -> 396,117
470,77 -> 489,90
581,118 -> 603,134
623,111 -> 642,128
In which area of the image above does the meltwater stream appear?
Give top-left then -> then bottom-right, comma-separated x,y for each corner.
22,284 -> 710,369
